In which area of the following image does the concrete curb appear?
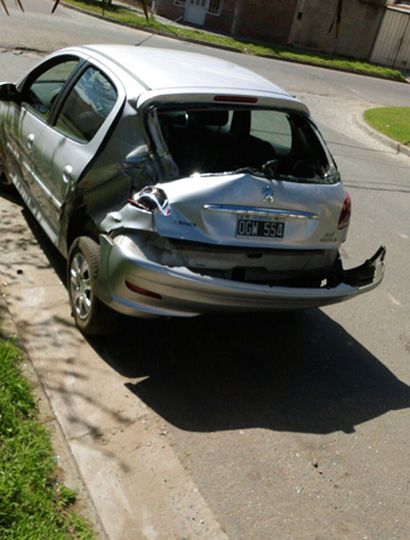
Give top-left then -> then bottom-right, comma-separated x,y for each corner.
61,2 -> 408,84
0,294 -> 17,340
353,112 -> 410,158
0,293 -> 107,539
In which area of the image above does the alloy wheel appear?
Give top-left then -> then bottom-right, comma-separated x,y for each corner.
70,252 -> 92,320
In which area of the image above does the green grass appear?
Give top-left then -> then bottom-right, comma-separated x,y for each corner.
63,0 -> 407,82
0,336 -> 94,539
364,107 -> 410,146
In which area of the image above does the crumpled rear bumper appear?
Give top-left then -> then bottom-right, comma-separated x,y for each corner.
96,235 -> 386,318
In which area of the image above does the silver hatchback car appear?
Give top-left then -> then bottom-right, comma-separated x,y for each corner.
0,45 -> 385,334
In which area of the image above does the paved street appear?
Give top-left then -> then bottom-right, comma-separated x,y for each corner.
1,1 -> 410,538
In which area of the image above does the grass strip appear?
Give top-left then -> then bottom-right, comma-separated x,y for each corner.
364,107 -> 410,146
63,0 -> 406,82
0,335 -> 94,539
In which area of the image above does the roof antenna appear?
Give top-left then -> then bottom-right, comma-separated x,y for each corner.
135,33 -> 155,47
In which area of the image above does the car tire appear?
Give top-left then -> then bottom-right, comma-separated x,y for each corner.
67,236 -> 117,335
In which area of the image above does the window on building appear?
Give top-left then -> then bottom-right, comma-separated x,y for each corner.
208,0 -> 222,15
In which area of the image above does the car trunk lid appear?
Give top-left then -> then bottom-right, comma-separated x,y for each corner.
152,172 -> 345,251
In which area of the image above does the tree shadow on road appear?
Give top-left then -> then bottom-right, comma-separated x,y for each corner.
93,310 -> 410,436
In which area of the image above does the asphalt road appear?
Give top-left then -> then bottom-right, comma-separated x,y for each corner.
1,1 -> 410,539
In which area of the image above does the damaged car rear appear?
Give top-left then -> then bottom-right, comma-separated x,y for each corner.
0,45 -> 385,334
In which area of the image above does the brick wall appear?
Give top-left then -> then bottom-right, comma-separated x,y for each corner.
155,0 -> 185,22
155,0 -> 236,34
202,0 -> 236,35
156,0 -> 299,43
234,0 -> 299,43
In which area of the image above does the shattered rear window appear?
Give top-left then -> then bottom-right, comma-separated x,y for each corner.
156,107 -> 339,184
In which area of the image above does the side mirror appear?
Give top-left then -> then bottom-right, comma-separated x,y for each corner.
0,83 -> 21,103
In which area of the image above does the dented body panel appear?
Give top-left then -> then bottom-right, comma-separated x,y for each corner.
96,234 -> 385,317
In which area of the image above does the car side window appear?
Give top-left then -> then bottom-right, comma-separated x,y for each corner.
23,59 -> 80,119
54,66 -> 118,143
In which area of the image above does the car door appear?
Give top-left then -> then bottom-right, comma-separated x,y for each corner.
6,56 -> 83,222
31,62 -> 124,244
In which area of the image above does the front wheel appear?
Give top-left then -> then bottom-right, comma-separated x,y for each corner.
67,236 -> 117,335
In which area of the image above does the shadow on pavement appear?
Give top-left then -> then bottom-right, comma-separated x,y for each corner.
22,207 -> 67,281
0,188 -> 66,286
3,187 -> 410,438
93,310 -> 410,436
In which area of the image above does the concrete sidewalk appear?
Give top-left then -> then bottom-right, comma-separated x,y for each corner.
0,192 -> 227,540
0,293 -> 107,538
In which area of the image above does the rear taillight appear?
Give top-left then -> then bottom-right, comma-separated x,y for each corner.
338,193 -> 351,229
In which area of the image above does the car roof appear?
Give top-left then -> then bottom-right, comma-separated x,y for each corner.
80,44 -> 290,97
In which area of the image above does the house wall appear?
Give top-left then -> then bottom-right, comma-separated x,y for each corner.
203,0 -> 236,35
155,0 -> 185,22
155,0 -> 388,61
289,0 -> 387,60
155,0 -> 298,42
232,0 -> 298,42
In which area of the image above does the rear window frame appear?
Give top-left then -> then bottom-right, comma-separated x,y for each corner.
148,103 -> 340,184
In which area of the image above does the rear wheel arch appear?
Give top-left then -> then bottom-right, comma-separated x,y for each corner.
65,208 -> 99,253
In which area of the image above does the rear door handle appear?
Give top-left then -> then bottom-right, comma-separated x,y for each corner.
27,133 -> 35,150
63,165 -> 73,184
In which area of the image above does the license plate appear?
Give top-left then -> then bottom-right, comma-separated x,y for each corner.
237,218 -> 285,238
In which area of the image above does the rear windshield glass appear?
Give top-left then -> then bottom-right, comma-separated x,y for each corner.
156,108 -> 339,184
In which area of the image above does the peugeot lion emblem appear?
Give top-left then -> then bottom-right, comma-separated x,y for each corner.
263,183 -> 274,203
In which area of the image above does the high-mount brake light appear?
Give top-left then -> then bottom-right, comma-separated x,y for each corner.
214,95 -> 258,104
125,280 -> 162,300
338,193 -> 352,229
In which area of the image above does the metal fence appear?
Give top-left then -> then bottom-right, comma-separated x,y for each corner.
371,7 -> 410,69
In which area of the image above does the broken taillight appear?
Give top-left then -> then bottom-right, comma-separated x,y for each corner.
129,186 -> 171,215
338,193 -> 351,229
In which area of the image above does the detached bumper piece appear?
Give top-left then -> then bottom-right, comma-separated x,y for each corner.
97,235 -> 386,318
342,246 -> 386,288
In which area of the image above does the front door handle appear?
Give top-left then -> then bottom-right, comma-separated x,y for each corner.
63,165 -> 73,184
27,133 -> 35,150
